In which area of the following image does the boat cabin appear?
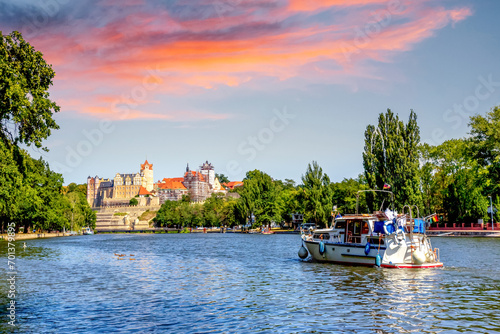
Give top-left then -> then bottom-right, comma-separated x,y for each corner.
333,218 -> 371,243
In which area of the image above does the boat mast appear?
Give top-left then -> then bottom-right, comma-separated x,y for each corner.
356,189 -> 395,214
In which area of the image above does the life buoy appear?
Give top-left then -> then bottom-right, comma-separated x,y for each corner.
383,224 -> 389,235
383,223 -> 395,235
319,241 -> 326,255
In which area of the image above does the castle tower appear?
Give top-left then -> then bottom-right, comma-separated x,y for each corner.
140,160 -> 154,192
200,160 -> 215,187
87,176 -> 102,207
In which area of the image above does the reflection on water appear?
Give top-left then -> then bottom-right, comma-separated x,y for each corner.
0,234 -> 499,333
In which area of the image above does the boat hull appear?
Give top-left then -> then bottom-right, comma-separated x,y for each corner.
381,262 -> 443,269
302,236 -> 443,268
303,240 -> 385,266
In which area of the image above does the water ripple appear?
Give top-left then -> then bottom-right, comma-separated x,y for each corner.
1,235 -> 500,333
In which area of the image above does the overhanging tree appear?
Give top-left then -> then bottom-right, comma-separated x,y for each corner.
0,31 -> 63,232
1,31 -> 60,149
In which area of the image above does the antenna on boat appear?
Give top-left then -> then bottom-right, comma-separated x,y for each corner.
379,199 -> 386,212
356,189 -> 395,214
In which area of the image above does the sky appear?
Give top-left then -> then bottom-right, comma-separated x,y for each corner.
1,0 -> 500,185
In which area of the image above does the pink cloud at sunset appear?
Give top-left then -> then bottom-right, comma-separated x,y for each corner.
3,0 -> 472,121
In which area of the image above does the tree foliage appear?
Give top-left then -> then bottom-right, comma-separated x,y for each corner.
420,139 -> 488,223
301,161 -> 333,228
215,173 -> 230,184
331,176 -> 368,214
238,170 -> 281,227
0,31 -> 60,149
363,109 -> 422,211
154,194 -> 241,228
0,139 -> 95,231
0,31 -> 97,233
469,106 -> 500,198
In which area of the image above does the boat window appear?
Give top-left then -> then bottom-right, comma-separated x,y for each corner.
335,220 -> 346,229
367,236 -> 384,245
313,234 -> 330,240
361,221 -> 369,234
353,221 -> 361,235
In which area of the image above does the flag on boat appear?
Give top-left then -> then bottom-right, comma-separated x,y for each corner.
383,183 -> 391,190
432,215 -> 439,223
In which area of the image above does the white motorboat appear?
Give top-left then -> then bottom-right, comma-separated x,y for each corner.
298,191 -> 443,269
82,227 -> 94,235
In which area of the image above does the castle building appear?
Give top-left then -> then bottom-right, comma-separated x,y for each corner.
87,160 -> 156,207
156,161 -> 226,204
156,177 -> 188,202
87,160 -> 232,207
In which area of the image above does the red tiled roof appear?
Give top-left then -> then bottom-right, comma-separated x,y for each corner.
184,171 -> 207,182
141,160 -> 153,170
158,178 -> 187,190
163,177 -> 184,183
138,186 -> 152,195
223,181 -> 243,189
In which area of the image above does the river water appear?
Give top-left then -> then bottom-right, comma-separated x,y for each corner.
1,233 -> 500,333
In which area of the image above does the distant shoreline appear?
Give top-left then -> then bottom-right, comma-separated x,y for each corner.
426,230 -> 500,237
2,230 -> 500,241
0,232 -> 74,241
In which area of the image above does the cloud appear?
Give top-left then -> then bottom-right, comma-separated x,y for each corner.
0,0 -> 472,121
80,105 -> 232,122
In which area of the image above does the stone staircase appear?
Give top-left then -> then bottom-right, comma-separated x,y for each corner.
94,206 -> 160,232
95,211 -> 131,232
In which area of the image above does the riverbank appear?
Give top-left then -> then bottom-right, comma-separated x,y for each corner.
4,229 -> 499,239
427,230 -> 500,237
96,227 -> 299,234
0,232 -> 74,241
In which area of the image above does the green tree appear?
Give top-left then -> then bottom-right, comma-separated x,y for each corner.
279,188 -> 302,226
363,109 -> 422,211
422,139 -> 488,223
154,200 -> 180,227
220,198 -> 241,227
469,106 -> 500,200
64,186 -> 96,230
203,193 -> 225,227
331,176 -> 368,214
215,173 -> 230,184
301,161 -> 333,228
239,170 -> 281,227
129,198 -> 138,206
179,201 -> 194,227
0,143 -> 71,232
419,143 -> 443,216
0,141 -> 23,231
0,31 -> 66,233
1,31 -> 60,149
